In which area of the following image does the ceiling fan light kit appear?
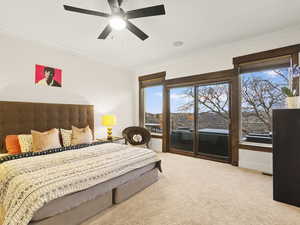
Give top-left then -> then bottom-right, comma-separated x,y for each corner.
63,0 -> 166,41
109,16 -> 127,30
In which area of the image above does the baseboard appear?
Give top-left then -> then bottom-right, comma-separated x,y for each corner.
239,160 -> 272,174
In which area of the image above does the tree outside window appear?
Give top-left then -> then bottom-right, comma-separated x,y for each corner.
171,67 -> 289,143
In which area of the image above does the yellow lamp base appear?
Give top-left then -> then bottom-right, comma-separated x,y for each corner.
107,128 -> 113,140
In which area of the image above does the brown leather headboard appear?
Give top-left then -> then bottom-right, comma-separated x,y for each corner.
0,101 -> 94,153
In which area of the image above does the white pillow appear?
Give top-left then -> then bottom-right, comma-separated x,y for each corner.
18,135 -> 33,153
60,128 -> 72,147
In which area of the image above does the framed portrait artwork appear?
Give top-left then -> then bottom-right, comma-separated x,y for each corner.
35,65 -> 62,87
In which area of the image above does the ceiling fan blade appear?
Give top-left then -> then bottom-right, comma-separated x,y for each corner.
98,25 -> 112,39
126,21 -> 149,41
107,0 -> 120,13
118,0 -> 124,7
126,5 -> 166,19
63,5 -> 110,17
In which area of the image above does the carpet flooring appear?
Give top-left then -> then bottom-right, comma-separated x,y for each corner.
83,153 -> 300,225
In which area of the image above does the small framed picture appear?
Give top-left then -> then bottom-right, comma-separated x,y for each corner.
35,65 -> 62,87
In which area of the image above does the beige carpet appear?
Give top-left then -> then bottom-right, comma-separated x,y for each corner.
83,153 -> 300,225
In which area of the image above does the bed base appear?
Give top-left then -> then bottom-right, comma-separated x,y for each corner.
114,169 -> 158,204
29,191 -> 112,225
29,168 -> 159,225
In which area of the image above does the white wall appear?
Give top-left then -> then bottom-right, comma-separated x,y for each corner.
0,33 -> 135,138
148,139 -> 163,153
135,25 -> 300,78
134,25 -> 300,173
239,150 -> 272,174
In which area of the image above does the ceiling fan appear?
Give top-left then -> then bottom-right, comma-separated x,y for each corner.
63,0 -> 166,41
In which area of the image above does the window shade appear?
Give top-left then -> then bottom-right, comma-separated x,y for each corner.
139,72 -> 166,88
140,78 -> 165,87
239,56 -> 291,74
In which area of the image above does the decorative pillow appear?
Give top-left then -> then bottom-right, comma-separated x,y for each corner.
71,126 -> 93,145
18,135 -> 33,153
60,128 -> 72,147
133,134 -> 143,143
31,129 -> 61,152
5,135 -> 22,155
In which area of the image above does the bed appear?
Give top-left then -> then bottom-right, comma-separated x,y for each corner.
0,101 -> 161,225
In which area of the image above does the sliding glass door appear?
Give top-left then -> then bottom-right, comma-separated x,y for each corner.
169,86 -> 194,153
196,83 -> 230,160
168,82 -> 231,162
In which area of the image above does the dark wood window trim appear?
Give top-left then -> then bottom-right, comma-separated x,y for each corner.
139,72 -> 166,82
164,69 -> 239,166
139,72 -> 166,140
169,148 -> 229,164
233,44 -> 300,155
151,134 -> 163,139
165,69 -> 236,88
233,44 -> 300,66
239,142 -> 272,153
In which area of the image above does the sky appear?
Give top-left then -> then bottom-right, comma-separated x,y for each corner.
144,85 -> 163,114
144,67 -> 290,114
243,67 -> 289,84
144,85 -> 193,114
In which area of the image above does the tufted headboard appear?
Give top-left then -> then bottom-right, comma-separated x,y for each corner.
0,101 -> 94,153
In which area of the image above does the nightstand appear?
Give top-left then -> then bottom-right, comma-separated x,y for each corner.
96,137 -> 125,144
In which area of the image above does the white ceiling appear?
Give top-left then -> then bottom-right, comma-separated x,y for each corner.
1,0 -> 300,69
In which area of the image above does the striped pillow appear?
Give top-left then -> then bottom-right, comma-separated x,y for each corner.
18,135 -> 33,153
60,128 -> 72,147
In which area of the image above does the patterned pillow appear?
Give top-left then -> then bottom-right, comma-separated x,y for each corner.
60,128 -> 72,147
133,134 -> 143,143
18,135 -> 33,153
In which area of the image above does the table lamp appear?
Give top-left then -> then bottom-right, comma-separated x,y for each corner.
102,115 -> 117,140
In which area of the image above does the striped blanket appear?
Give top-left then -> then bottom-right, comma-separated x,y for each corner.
0,143 -> 160,225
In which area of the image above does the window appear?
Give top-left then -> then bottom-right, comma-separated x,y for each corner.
240,65 -> 290,144
233,45 -> 300,155
139,72 -> 166,137
144,85 -> 163,135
